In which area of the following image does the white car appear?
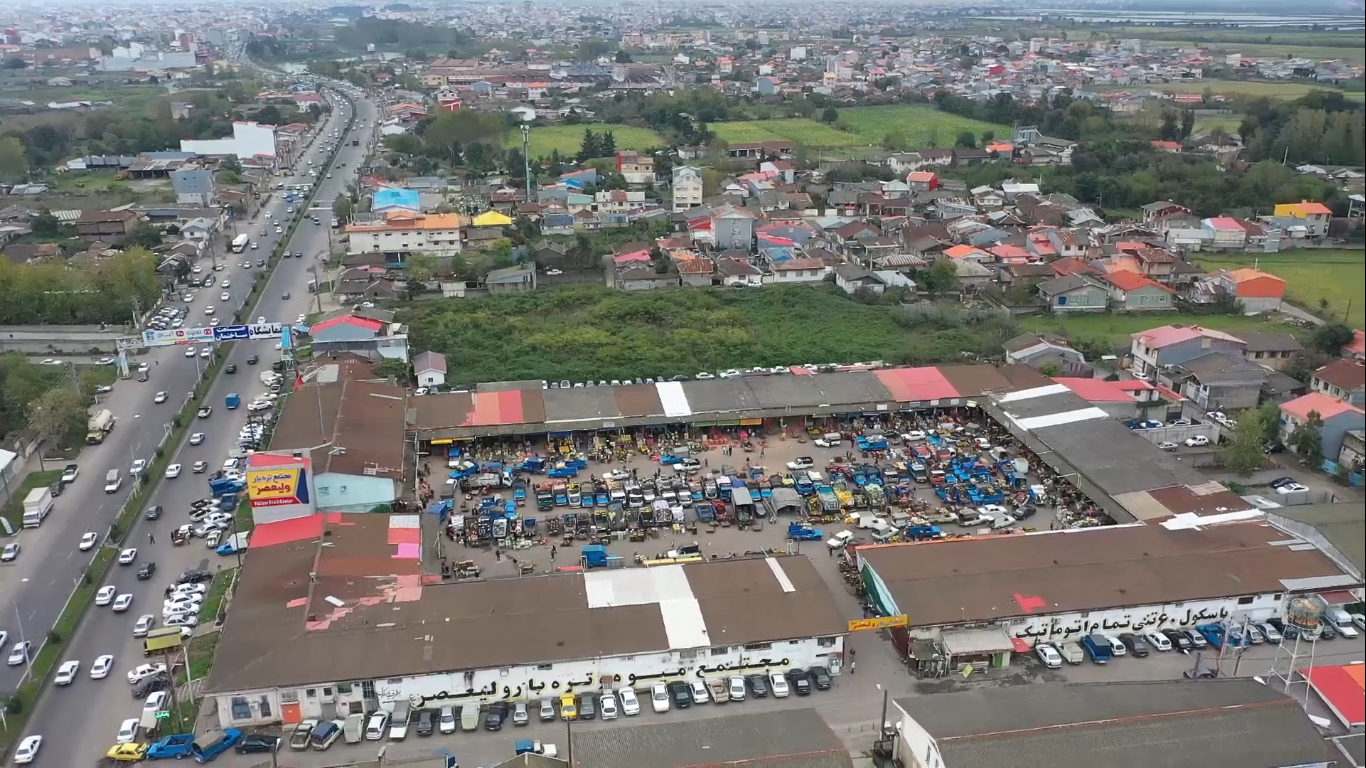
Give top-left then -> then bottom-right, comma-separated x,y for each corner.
221,279 -> 230,288
165,463 -> 182,479
170,583 -> 208,597
163,602 -> 201,619
96,585 -> 118,606
112,594 -> 134,612
163,614 -> 198,628
786,457 -> 815,470
1185,435 -> 1210,447
1158,441 -> 1178,451
144,690 -> 169,715
13,735 -> 40,764
220,291 -> 231,301
185,347 -> 197,358
189,432 -> 206,446
297,314 -> 307,324
127,662 -> 167,684
728,676 -> 746,701
192,460 -> 209,473
200,347 -> 211,358
205,305 -> 215,316
695,372 -> 715,380
1275,482 -> 1309,494
79,531 -> 98,551
1035,642 -> 1063,669
154,390 -> 169,403
1144,631 -> 1173,651
91,654 -> 114,679
133,615 -> 156,637
599,691 -> 619,720
55,660 -> 80,685
117,548 -> 138,565
769,671 -> 790,697
618,686 -> 640,716
718,369 -> 742,379
116,717 -> 139,744
130,459 -> 147,475
649,682 -> 670,713
7,641 -> 31,665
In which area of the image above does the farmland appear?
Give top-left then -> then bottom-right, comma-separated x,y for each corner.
1194,250 -> 1366,328
1018,312 -> 1304,352
712,105 -> 1010,150
1151,42 -> 1365,64
509,124 -> 664,159
1084,79 -> 1364,101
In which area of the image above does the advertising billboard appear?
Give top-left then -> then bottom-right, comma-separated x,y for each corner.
247,465 -> 311,507
142,323 -> 287,348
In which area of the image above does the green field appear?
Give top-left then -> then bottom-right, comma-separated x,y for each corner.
1,84 -> 169,109
713,105 -> 1010,150
1086,79 -> 1363,101
509,124 -> 664,159
1195,250 -> 1365,328
1193,114 -> 1244,133
1153,41 -> 1364,64
1019,312 -> 1304,351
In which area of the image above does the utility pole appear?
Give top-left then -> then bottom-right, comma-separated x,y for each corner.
522,122 -> 533,204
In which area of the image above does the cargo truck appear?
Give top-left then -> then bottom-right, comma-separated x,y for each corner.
22,487 -> 53,528
86,408 -> 115,444
1081,634 -> 1112,664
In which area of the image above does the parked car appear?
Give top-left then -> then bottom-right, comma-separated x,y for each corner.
1182,628 -> 1208,648
1184,435 -> 1210,447
787,668 -> 813,695
667,680 -> 692,709
599,691 -> 619,720
1035,642 -> 1063,669
578,694 -> 596,721
745,673 -> 768,698
484,701 -> 508,731
1143,631 -> 1173,651
808,666 -> 832,690
727,676 -> 746,702
619,687 -> 640,716
769,671 -> 791,697
650,682 -> 671,713
1119,633 -> 1149,657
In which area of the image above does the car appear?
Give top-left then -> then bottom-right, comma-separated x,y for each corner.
745,673 -> 768,698
127,663 -> 167,684
184,346 -> 197,358
197,406 -> 212,418
1275,482 -> 1309,494
133,615 -> 156,637
179,567 -> 212,585
189,432 -> 206,445
13,735 -> 41,764
61,464 -> 79,483
1119,632 -> 1150,657
1160,628 -> 1192,650
1258,622 -> 1282,643
90,654 -> 114,679
1143,631 -> 1172,651
1158,441 -> 1178,451
727,675 -> 746,702
112,593 -> 134,612
618,686 -> 641,716
1245,624 -> 1266,644
485,701 -> 509,730
808,665 -> 832,690
787,668 -> 813,695
1035,642 -> 1063,668
192,460 -> 209,473
1184,435 -> 1210,447
247,354 -> 260,365
205,305 -> 215,315
769,671 -> 791,697
786,457 -> 815,470
236,733 -> 282,754
78,531 -> 99,551
1268,476 -> 1296,488
297,314 -> 307,324
225,363 -> 238,374
1182,628 -> 1208,648
118,548 -> 138,565
650,682 -> 671,712
511,701 -> 528,726
221,291 -> 231,301
130,459 -> 147,475
688,679 -> 710,705
0,542 -> 19,562
599,691 -> 620,720
578,694 -> 597,721
1167,418 -> 1192,427
96,585 -> 118,605
7,640 -> 31,665
136,561 -> 156,580
144,690 -> 169,714
164,614 -> 198,628
108,743 -> 150,762
164,463 -> 182,479
55,659 -> 80,685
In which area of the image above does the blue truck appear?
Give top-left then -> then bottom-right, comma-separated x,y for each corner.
147,733 -> 196,759
192,728 -> 242,762
225,393 -> 241,410
1081,634 -> 1112,664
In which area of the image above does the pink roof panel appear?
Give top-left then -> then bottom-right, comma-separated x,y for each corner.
874,367 -> 960,402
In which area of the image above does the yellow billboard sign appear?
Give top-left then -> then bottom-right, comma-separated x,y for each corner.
847,615 -> 909,632
246,466 -> 310,508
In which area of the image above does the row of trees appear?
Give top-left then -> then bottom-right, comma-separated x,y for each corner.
1239,92 -> 1366,167
0,248 -> 162,325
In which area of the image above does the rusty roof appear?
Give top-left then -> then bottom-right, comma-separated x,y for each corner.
859,523 -> 1357,628
269,380 -> 406,479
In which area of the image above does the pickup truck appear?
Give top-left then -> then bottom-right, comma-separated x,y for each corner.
1081,634 -> 1112,664
147,734 -> 195,759
191,728 -> 243,762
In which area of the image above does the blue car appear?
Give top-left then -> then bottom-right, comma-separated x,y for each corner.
147,734 -> 196,760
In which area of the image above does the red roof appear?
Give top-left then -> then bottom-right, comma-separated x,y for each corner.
1280,392 -> 1364,422
1102,271 -> 1175,294
1054,377 -> 1138,403
310,315 -> 384,334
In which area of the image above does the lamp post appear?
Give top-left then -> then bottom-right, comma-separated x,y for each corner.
876,683 -> 890,741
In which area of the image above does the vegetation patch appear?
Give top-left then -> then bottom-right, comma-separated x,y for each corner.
1195,249 -> 1366,327
1018,311 -> 1303,352
712,118 -> 866,148
1083,79 -> 1363,101
839,105 -> 1011,147
507,124 -> 664,159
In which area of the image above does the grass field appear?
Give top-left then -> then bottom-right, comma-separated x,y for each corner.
1019,312 -> 1303,351
0,84 -> 169,109
1085,79 -> 1364,101
1152,41 -> 1365,64
510,124 -> 664,159
713,105 -> 1010,150
1194,249 -> 1365,328
1193,114 -> 1245,133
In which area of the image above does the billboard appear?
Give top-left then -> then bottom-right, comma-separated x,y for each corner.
143,322 -> 286,348
246,465 -> 311,507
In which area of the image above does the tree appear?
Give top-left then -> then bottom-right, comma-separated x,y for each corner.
1158,109 -> 1180,142
1180,110 -> 1195,139
124,223 -> 165,250
2,58 -> 26,69
1219,409 -> 1269,475
374,358 -> 411,383
0,136 -> 28,181
954,131 -> 976,148
600,131 -> 617,157
919,258 -> 959,295
219,155 -> 242,174
577,129 -> 602,163
30,209 -> 60,238
1288,410 -> 1325,465
332,196 -> 354,223
1036,361 -> 1062,377
820,107 -> 839,125
614,50 -> 633,64
1310,322 -> 1354,354
405,252 -> 439,292
30,387 -> 88,449
255,105 -> 284,125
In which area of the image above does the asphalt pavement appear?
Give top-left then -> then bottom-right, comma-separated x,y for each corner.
12,91 -> 377,767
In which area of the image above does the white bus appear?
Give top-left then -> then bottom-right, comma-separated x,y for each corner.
230,234 -> 249,253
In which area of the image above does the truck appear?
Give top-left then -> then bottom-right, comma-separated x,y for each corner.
192,728 -> 243,762
342,713 -> 364,744
147,734 -> 196,760
87,408 -> 115,444
1081,634 -> 1112,664
144,627 -> 184,656
216,531 -> 250,556
230,234 -> 249,253
208,476 -> 245,497
814,486 -> 841,514
21,487 -> 53,528
225,393 -> 241,410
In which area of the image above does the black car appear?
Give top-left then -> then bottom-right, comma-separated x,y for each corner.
745,674 -> 768,698
1266,617 -> 1300,640
178,568 -> 213,585
1318,623 -> 1337,640
578,694 -> 597,720
49,481 -> 63,498
225,364 -> 237,374
136,562 -> 157,580
786,668 -> 812,696
667,680 -> 692,709
235,734 -> 282,754
246,354 -> 260,365
1119,632 -> 1149,657
415,709 -> 435,737
1161,628 -> 1193,650
1268,476 -> 1295,488
808,666 -> 832,690
131,674 -> 169,699
484,701 -> 508,731
144,505 -> 163,521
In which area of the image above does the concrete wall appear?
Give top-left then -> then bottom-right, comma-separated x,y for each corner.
0,326 -> 131,354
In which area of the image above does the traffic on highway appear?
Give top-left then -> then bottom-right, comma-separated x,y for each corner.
6,83 -> 378,767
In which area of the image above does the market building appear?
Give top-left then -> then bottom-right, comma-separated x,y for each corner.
856,521 -> 1360,674
202,514 -> 847,729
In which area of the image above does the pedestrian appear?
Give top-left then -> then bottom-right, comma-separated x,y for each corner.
550,545 -> 558,558
849,660 -> 856,674
148,533 -> 154,544
495,548 -> 502,561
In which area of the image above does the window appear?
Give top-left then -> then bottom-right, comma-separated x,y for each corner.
306,689 -> 317,698
230,696 -> 251,720
743,643 -> 772,652
817,637 -> 837,648
1237,596 -> 1254,605
679,649 -> 698,661
536,663 -> 553,671
711,646 -> 730,656
281,691 -> 299,703
336,684 -> 351,694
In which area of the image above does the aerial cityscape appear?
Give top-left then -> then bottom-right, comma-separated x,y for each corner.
0,1 -> 1361,767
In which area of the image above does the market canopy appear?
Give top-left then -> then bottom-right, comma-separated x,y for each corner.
471,210 -> 514,227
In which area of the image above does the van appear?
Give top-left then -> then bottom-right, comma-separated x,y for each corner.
388,701 -> 410,740
1327,608 -> 1360,638
342,713 -> 364,744
310,721 -> 341,750
104,469 -> 122,493
460,704 -> 480,731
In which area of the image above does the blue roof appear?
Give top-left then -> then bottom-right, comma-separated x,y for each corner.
762,247 -> 795,262
373,188 -> 420,211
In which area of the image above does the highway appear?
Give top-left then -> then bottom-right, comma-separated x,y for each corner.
13,88 -> 377,767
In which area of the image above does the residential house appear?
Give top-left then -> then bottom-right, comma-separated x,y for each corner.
1339,429 -> 1365,473
308,310 -> 410,362
1130,324 -> 1247,378
1201,217 -> 1248,250
672,166 -> 704,212
372,187 -> 421,216
716,257 -> 763,287
1240,332 -> 1304,372
833,265 -> 885,296
1164,352 -> 1268,411
954,259 -> 993,289
170,168 -> 216,206
1140,201 -> 1189,228
412,351 -> 447,388
906,172 -> 938,192
1003,333 -> 1093,376
1271,201 -> 1332,239
1200,268 -> 1287,313
3,243 -> 60,264
615,265 -> 677,291
485,264 -> 537,294
769,257 -> 828,284
1038,274 -> 1109,313
76,210 -> 139,239
344,212 -> 463,265
616,152 -> 655,185
1132,247 -> 1176,282
1100,271 -> 1176,312
1310,359 -> 1366,407
677,257 -> 716,287
711,205 -> 755,251
1279,392 -> 1366,460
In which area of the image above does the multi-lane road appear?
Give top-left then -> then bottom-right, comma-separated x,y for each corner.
8,88 -> 377,766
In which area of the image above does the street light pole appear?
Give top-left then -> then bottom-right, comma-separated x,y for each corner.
876,683 -> 889,741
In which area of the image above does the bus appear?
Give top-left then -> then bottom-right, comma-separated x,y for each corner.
230,234 -> 249,253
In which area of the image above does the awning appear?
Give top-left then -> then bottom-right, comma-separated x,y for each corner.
740,418 -> 763,426
430,438 -> 454,445
941,627 -> 1016,657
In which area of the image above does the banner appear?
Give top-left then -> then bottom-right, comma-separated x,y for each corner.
249,323 -> 285,340
142,327 -> 215,347
214,325 -> 251,341
847,615 -> 909,632
247,466 -> 311,507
